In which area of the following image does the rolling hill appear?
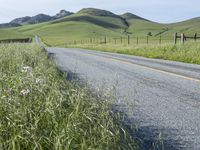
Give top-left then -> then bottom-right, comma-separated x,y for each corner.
0,8 -> 200,45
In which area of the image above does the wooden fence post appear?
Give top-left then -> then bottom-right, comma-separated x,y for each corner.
120,37 -> 123,44
159,35 -> 162,44
181,33 -> 185,44
104,36 -> 107,44
174,32 -> 177,44
194,33 -> 197,41
128,35 -> 130,45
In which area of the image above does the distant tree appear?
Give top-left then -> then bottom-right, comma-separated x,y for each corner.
147,32 -> 153,36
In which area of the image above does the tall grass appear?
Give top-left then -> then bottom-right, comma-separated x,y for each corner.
0,43 -> 137,150
66,41 -> 200,64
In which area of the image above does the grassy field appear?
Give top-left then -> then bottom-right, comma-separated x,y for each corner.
0,28 -> 29,40
0,43 -> 137,149
65,41 -> 200,64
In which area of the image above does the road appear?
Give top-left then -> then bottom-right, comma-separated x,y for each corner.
45,47 -> 200,150
35,35 -> 42,45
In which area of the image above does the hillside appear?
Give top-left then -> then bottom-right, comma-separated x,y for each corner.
6,8 -> 130,45
14,19 -> 125,45
1,8 -> 200,45
123,13 -> 166,36
0,22 -> 21,28
0,28 -> 27,40
121,13 -> 148,21
11,16 -> 32,25
54,10 -> 73,19
0,10 -> 73,28
168,17 -> 200,35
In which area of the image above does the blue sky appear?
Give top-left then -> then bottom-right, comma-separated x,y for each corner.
0,0 -> 199,23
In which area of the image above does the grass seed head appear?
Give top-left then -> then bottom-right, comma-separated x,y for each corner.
22,66 -> 33,75
36,78 -> 45,84
20,89 -> 30,96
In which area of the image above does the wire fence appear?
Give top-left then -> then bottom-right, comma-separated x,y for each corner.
53,33 -> 200,47
64,36 -> 173,46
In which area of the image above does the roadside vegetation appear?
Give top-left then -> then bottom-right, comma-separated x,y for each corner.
66,41 -> 200,64
0,43 -> 137,150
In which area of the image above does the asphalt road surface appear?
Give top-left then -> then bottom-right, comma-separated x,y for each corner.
45,47 -> 200,150
35,35 -> 41,44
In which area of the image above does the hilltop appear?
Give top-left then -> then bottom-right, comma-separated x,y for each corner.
77,8 -> 120,18
121,13 -> 148,21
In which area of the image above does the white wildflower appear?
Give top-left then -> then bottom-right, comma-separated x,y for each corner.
20,89 -> 30,96
36,78 -> 45,84
1,96 -> 6,99
22,66 -> 32,74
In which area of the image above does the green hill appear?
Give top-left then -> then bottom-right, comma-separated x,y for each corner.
1,8 -> 200,45
12,14 -> 127,45
121,13 -> 148,21
124,15 -> 165,36
168,17 -> 200,34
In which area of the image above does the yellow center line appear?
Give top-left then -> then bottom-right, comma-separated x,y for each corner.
85,52 -> 200,83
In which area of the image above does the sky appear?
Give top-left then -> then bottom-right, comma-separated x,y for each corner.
0,0 -> 199,23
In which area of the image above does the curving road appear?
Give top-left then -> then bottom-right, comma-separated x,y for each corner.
45,47 -> 200,150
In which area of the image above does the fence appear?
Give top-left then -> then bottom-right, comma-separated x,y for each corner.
174,33 -> 200,44
65,35 -> 174,46
55,33 -> 200,47
0,38 -> 32,43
